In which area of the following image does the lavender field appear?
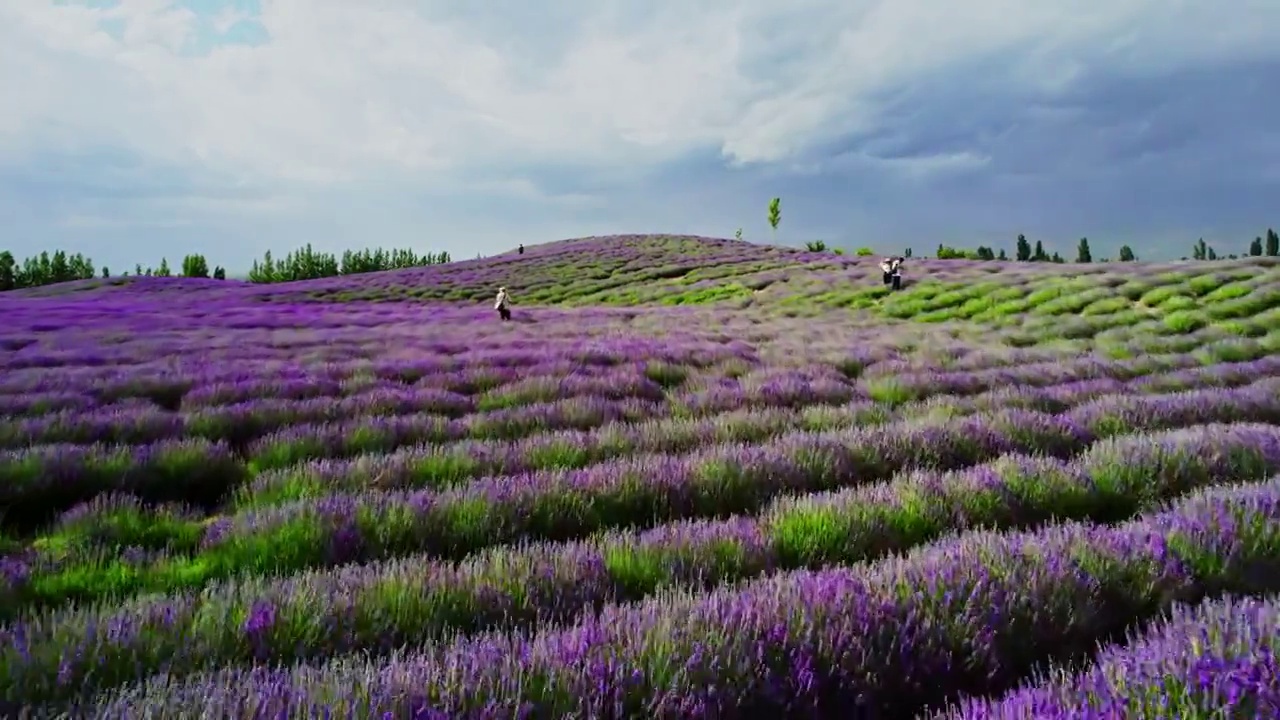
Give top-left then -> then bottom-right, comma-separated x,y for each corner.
2,234 -> 1279,718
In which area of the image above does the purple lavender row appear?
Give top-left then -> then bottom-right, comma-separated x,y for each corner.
240,378 -> 1280,505
0,389 -> 658,462
210,381 -> 1280,572
238,385 -> 1092,504
0,391 -> 1075,527
244,396 -> 669,470
0,440 -> 244,533
0,392 -> 98,418
0,352 -> 699,421
0,362 -> 340,398
0,385 -> 652,451
242,386 -> 875,472
0,335 -> 1258,420
210,409 -> 1087,566
0,335 -> 754,395
940,594 -> 1280,718
859,350 -> 1212,400
81,475 -> 1280,718
0,330 -> 1221,403
0,361 -> 570,412
182,359 -> 672,410
0,353 -> 1271,459
5,423 -> 1278,707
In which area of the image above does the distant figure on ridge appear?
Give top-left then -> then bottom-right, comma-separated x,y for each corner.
495,286 -> 511,321
518,244 -> 524,255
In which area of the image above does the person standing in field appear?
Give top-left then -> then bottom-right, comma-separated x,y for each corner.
518,244 -> 524,255
495,286 -> 511,321
880,257 -> 894,285
889,257 -> 904,290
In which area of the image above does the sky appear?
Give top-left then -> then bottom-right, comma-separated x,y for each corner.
3,0 -> 1279,272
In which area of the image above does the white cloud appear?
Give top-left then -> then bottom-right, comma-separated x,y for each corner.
5,0 -> 1277,190
2,0 -> 1279,268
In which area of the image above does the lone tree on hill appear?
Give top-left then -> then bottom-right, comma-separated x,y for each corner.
767,197 -> 781,244
1251,237 -> 1264,256
1268,228 -> 1279,256
1118,245 -> 1136,261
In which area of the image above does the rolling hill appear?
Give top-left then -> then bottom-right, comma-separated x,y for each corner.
1,234 -> 1279,718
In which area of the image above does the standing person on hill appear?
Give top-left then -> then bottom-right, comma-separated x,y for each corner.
495,286 -> 512,321
518,244 -> 524,255
889,257 -> 905,290
880,257 -> 895,285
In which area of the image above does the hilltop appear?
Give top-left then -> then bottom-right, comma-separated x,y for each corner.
6,233 -> 1279,348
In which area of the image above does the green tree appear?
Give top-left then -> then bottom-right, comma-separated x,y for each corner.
37,252 -> 51,284
50,251 -> 69,283
182,254 -> 210,278
855,247 -> 874,256
101,266 -> 110,278
0,251 -> 14,291
1033,240 -> 1047,261
155,258 -> 171,277
1076,237 -> 1092,263
997,248 -> 1008,260
1193,238 -> 1207,260
767,197 -> 781,244
1250,237 -> 1264,256
213,266 -> 226,280
249,250 -> 277,283
1267,228 -> 1279,256
1118,245 -> 1136,261
66,253 -> 93,280
1015,234 -> 1031,261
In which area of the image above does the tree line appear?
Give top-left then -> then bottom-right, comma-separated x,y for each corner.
246,245 -> 450,283
0,244 -> 452,292
922,228 -> 1279,264
743,197 -> 1279,264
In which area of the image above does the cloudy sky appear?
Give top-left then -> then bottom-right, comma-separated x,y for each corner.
3,0 -> 1278,272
